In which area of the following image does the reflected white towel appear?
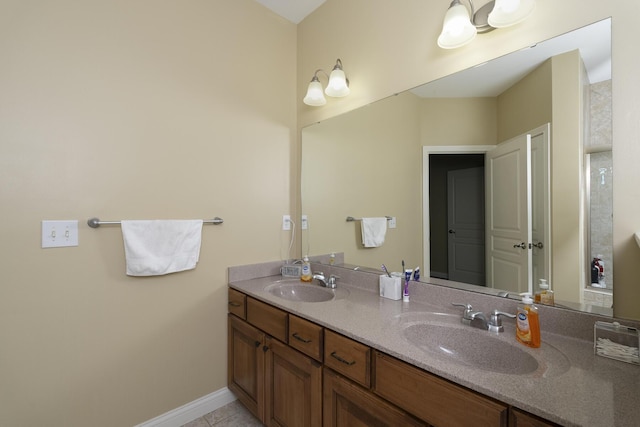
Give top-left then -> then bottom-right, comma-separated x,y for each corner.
361,217 -> 387,248
121,220 -> 203,276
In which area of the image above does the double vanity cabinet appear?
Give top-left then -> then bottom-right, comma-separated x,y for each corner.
227,287 -> 555,427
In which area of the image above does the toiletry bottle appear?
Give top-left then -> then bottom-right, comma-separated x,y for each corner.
300,256 -> 312,282
329,253 -> 336,265
534,279 -> 554,306
516,293 -> 540,348
402,269 -> 412,302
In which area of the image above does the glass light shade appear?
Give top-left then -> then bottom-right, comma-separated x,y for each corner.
488,0 -> 535,28
303,79 -> 326,106
325,68 -> 350,97
437,2 -> 477,49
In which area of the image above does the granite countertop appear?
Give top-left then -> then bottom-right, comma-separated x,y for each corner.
229,273 -> 640,427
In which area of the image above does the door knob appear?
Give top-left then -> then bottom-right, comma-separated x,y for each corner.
529,242 -> 544,249
513,242 -> 527,249
448,229 -> 456,234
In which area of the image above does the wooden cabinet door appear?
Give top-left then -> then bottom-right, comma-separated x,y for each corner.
228,314 -> 266,422
323,368 -> 426,427
265,338 -> 322,427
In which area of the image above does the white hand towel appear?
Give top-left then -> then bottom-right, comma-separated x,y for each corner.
361,217 -> 387,248
121,220 -> 203,276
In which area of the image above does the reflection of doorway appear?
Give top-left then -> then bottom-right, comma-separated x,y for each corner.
423,125 -> 550,292
429,154 -> 485,285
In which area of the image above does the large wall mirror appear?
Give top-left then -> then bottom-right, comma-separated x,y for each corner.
301,19 -> 612,316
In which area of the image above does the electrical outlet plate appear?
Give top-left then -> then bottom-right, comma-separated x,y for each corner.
282,215 -> 291,230
42,220 -> 78,248
388,217 -> 397,229
301,215 -> 308,230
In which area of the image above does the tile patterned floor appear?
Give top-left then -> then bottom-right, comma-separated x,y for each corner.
181,400 -> 262,427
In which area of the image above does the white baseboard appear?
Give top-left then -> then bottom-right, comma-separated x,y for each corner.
135,387 -> 237,427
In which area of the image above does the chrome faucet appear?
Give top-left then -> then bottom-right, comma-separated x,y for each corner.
452,304 -> 515,332
312,272 -> 339,289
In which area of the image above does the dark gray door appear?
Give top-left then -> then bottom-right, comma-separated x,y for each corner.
447,167 -> 485,286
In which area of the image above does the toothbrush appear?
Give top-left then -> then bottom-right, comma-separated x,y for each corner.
381,264 -> 392,277
404,268 -> 412,298
413,267 -> 420,282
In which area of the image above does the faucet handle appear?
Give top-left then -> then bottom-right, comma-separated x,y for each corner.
488,310 -> 516,333
452,303 -> 473,312
452,303 -> 475,319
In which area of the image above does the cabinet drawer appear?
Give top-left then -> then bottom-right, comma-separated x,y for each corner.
228,288 -> 247,319
374,351 -> 508,427
324,329 -> 371,388
509,408 -> 560,427
288,315 -> 323,362
246,297 -> 288,343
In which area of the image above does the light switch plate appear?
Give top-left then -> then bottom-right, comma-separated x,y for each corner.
301,215 -> 308,230
42,220 -> 78,248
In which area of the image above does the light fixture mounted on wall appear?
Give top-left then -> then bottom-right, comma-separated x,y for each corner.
437,0 -> 536,49
303,59 -> 350,106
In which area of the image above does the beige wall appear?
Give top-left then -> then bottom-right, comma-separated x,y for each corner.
497,59 -> 553,142
298,0 -> 640,320
420,97 -> 497,146
0,1 -> 296,426
302,91 -> 422,269
550,50 -> 587,303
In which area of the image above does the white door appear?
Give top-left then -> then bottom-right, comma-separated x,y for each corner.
447,167 -> 485,285
530,124 -> 552,293
486,133 -> 531,294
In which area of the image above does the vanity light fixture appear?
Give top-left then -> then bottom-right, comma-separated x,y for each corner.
303,59 -> 350,106
437,0 -> 536,49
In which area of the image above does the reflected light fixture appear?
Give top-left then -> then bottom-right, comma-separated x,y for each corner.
437,0 -> 536,49
303,59 -> 350,106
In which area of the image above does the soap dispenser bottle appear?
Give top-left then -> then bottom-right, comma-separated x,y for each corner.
535,279 -> 554,306
516,293 -> 541,348
300,256 -> 312,282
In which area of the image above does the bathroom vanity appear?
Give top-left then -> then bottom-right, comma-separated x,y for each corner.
227,262 -> 640,427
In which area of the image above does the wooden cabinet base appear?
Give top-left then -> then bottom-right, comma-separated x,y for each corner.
266,338 -> 322,427
323,368 -> 425,427
373,351 -> 508,427
228,314 -> 265,422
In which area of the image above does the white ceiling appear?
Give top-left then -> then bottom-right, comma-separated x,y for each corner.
254,0 -> 325,24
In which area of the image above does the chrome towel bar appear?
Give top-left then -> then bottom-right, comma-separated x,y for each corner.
346,216 -> 392,222
87,217 -> 223,228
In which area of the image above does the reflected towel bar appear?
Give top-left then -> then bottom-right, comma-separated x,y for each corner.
87,217 -> 224,228
346,216 -> 392,222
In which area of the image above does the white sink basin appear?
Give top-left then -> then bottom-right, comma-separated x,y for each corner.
265,280 -> 349,303
397,312 -> 570,377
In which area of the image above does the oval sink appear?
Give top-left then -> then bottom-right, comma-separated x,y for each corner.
397,312 -> 570,377
266,281 -> 349,303
403,323 -> 539,375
